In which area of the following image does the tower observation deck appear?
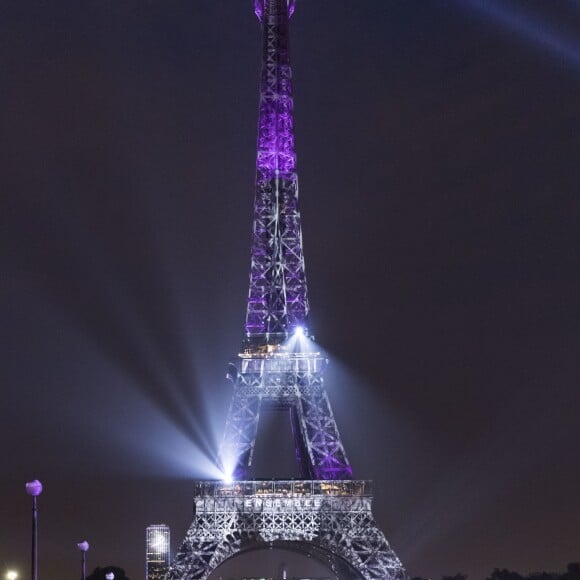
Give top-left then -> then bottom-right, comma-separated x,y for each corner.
167,2 -> 406,578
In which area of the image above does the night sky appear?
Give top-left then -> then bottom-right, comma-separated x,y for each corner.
1,1 -> 579,579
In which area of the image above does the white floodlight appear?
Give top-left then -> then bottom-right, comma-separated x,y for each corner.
6,572 -> 18,580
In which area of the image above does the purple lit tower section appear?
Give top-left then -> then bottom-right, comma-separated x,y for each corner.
246,0 -> 307,344
217,0 -> 352,482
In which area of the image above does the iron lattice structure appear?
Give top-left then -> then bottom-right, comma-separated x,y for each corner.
221,350 -> 352,481
246,0 -> 307,342
169,481 -> 404,580
167,1 -> 406,578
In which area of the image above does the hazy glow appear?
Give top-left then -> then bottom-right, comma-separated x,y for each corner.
135,413 -> 222,480
284,330 -> 318,355
464,0 -> 580,68
80,369 -> 224,480
150,532 -> 169,554
192,355 -> 233,479
218,450 -> 237,483
6,572 -> 18,580
25,480 -> 43,497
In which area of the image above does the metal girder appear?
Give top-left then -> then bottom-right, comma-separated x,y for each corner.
218,353 -> 352,481
246,0 -> 308,339
166,481 -> 406,580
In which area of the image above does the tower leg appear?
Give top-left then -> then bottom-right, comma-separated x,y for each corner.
289,405 -> 312,478
219,390 -> 262,479
297,386 -> 353,480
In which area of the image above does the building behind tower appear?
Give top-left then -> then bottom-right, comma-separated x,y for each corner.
146,524 -> 170,580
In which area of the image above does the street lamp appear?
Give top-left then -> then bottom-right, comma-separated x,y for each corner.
6,571 -> 18,580
25,480 -> 43,580
77,541 -> 89,580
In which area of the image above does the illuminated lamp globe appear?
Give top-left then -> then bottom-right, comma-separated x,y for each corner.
25,480 -> 43,497
105,574 -> 114,580
6,571 -> 18,580
77,540 -> 89,552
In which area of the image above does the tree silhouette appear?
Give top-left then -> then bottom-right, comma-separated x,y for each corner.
442,574 -> 468,580
565,564 -> 580,580
485,564 -> 580,580
414,563 -> 580,580
529,572 -> 560,580
488,569 -> 524,580
86,566 -> 130,580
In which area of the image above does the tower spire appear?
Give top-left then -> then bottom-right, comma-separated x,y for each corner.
254,0 -> 296,23
245,0 -> 308,348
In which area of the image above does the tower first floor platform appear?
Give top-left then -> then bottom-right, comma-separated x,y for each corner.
167,479 -> 405,580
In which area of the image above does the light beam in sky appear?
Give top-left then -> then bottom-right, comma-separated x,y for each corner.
461,0 -> 580,69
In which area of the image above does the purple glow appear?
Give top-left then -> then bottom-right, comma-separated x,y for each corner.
246,0 -> 309,339
254,0 -> 296,22
313,456 -> 354,481
218,0 -> 354,486
25,480 -> 43,497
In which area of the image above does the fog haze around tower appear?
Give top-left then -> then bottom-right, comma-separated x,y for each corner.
1,1 -> 579,579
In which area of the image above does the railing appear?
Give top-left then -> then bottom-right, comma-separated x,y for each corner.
193,479 -> 372,498
238,354 -> 327,374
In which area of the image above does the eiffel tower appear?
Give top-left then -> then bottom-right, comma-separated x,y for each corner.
167,1 -> 406,578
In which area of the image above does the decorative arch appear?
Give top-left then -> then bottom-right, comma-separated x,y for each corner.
209,538 -> 365,579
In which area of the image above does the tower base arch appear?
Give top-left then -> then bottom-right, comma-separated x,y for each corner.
167,480 -> 405,580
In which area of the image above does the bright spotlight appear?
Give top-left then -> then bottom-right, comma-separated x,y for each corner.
6,572 -> 18,580
294,326 -> 304,336
219,452 -> 236,483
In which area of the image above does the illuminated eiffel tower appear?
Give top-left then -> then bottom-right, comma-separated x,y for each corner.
167,1 -> 406,578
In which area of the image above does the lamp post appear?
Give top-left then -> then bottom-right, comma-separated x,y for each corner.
25,480 -> 43,580
76,541 -> 89,580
